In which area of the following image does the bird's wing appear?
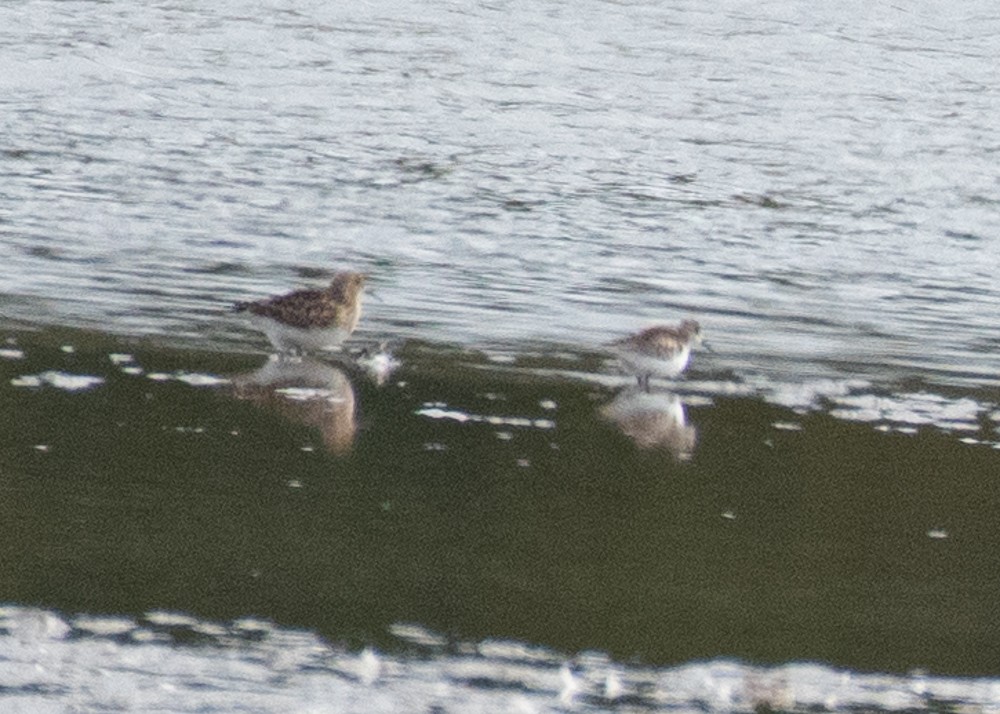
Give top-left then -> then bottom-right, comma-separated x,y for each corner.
239,289 -> 342,329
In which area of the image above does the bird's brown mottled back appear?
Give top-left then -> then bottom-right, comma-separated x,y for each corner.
234,271 -> 366,331
614,320 -> 701,359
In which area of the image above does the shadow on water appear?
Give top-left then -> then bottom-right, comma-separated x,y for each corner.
2,327 -> 1000,687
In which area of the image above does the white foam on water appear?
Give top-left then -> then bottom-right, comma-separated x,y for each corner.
10,371 -> 105,391
1,606 -> 997,714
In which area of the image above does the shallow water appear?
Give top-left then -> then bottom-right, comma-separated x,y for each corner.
2,331 -> 1000,710
3,0 -> 1000,709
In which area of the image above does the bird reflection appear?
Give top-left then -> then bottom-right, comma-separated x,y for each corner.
600,387 -> 697,460
230,356 -> 356,455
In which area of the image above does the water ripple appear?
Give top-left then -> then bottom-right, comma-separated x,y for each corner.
2,0 -> 999,405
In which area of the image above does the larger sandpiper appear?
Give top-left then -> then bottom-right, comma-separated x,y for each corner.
234,271 -> 367,355
610,319 -> 704,392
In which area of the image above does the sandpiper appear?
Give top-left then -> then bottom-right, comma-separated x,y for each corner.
234,271 -> 367,355
610,319 -> 704,391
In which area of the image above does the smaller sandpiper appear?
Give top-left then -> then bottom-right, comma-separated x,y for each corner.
234,271 -> 367,355
610,319 -> 705,392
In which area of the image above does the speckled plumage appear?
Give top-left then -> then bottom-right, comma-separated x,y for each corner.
611,319 -> 703,391
235,271 -> 366,354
